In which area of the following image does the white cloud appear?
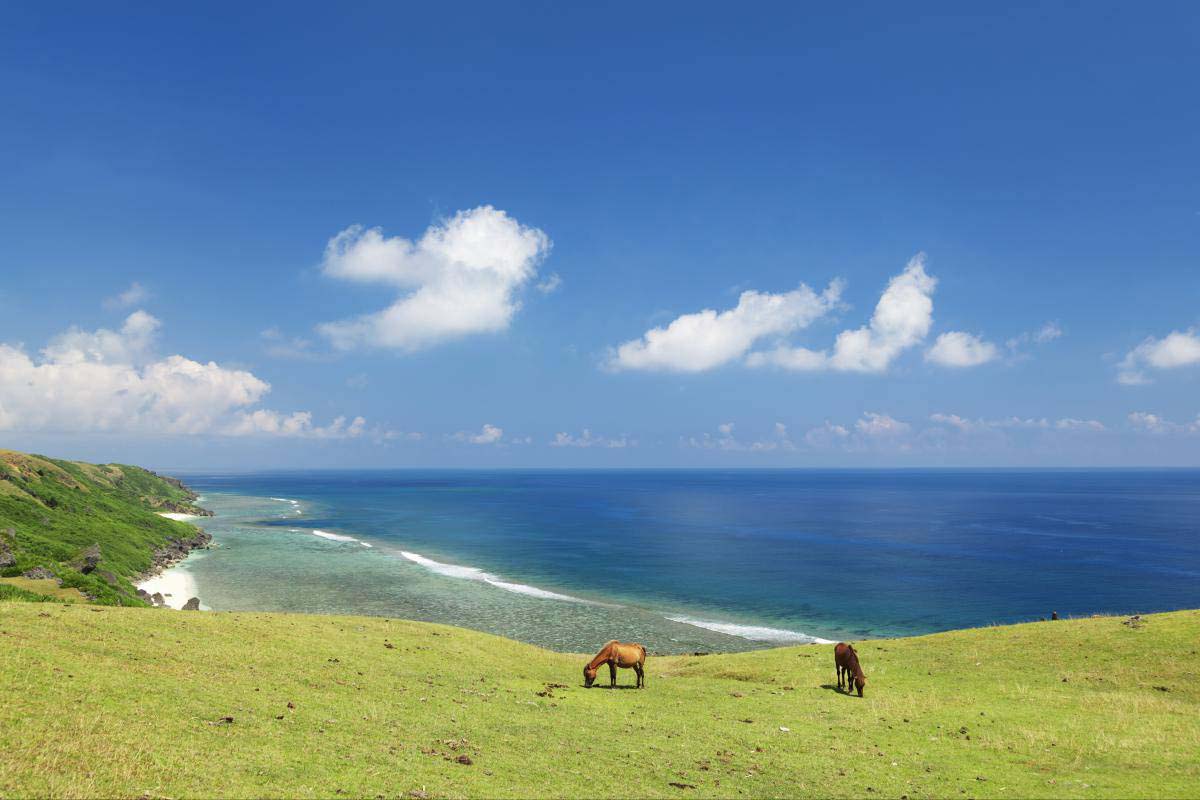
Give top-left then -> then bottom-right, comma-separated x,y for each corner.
550,429 -> 633,448
926,331 -> 999,368
803,420 -> 850,448
855,412 -> 911,437
260,327 -> 326,361
317,206 -> 551,352
103,281 -> 150,310
44,310 -> 161,365
608,281 -> 843,372
747,254 -> 936,373
1128,411 -> 1199,434
682,421 -> 795,452
1055,418 -> 1106,431
226,411 -> 366,439
0,311 -> 368,438
931,413 -> 1104,433
1118,329 -> 1200,385
451,423 -> 505,445
536,273 -> 562,294
1004,321 -> 1064,361
1034,322 -> 1063,343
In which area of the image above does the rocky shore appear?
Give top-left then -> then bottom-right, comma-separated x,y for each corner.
134,527 -> 213,609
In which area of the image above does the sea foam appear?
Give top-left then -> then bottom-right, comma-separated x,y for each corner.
311,529 -> 372,548
666,615 -> 832,644
398,550 -> 585,603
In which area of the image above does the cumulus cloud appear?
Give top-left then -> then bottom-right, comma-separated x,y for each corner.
803,420 -> 850,448
317,206 -> 551,352
451,423 -> 505,445
1118,329 -> 1200,385
536,273 -> 562,294
855,412 -> 911,437
608,282 -> 843,372
1128,411 -> 1199,434
1034,322 -> 1063,343
930,413 -> 1104,433
550,429 -> 633,448
682,422 -> 796,452
0,312 -> 368,438
1055,418 -> 1106,431
103,281 -> 150,310
926,331 -> 999,368
747,254 -> 937,373
226,411 -> 367,439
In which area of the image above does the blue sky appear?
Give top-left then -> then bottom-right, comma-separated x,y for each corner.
1,2 -> 1198,468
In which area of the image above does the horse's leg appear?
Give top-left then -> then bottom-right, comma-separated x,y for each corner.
635,663 -> 644,688
608,661 -> 617,688
837,664 -> 844,691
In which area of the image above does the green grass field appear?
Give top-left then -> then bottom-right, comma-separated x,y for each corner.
2,603 -> 1196,799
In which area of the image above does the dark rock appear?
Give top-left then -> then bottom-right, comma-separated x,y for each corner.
455,754 -> 472,765
22,566 -> 57,581
151,592 -> 165,606
95,569 -> 119,587
136,589 -> 152,602
72,544 -> 102,574
182,597 -> 200,611
135,530 -> 213,587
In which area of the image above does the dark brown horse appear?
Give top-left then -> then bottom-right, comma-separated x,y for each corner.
583,640 -> 646,688
834,642 -> 866,697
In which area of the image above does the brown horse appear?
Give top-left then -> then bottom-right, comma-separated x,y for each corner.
834,642 -> 866,697
583,640 -> 646,688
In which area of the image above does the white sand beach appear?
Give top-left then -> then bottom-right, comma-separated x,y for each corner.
141,513 -> 209,608
136,564 -> 208,610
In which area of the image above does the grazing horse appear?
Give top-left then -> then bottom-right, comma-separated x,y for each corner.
834,642 -> 867,697
583,640 -> 646,688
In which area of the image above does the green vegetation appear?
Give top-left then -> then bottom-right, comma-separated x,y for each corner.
0,447 -> 1194,796
0,449 -> 208,605
0,582 -> 56,602
1,604 -> 1195,798
0,576 -> 87,602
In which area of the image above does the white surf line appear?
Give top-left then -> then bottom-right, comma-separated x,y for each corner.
158,512 -> 200,521
398,550 -> 590,603
268,497 -> 305,516
665,615 -> 834,644
310,529 -> 373,548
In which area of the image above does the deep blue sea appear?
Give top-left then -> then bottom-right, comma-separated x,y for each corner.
170,469 -> 1200,653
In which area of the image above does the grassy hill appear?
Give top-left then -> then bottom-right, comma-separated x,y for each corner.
0,450 -> 209,605
1,603 -> 1196,798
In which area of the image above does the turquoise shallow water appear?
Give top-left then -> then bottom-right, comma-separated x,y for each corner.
169,469 -> 1200,654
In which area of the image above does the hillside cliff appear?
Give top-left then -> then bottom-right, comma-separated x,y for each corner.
0,449 -> 209,605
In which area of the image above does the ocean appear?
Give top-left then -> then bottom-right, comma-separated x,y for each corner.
166,469 -> 1200,653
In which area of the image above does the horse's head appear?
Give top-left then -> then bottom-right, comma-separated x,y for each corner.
583,664 -> 597,688
855,674 -> 866,697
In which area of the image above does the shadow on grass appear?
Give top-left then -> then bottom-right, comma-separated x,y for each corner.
819,683 -> 859,696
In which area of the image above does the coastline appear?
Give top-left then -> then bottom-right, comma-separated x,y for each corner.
133,511 -> 213,609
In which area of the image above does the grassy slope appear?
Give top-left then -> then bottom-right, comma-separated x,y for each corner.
0,450 -> 207,604
1,604 -> 1195,799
